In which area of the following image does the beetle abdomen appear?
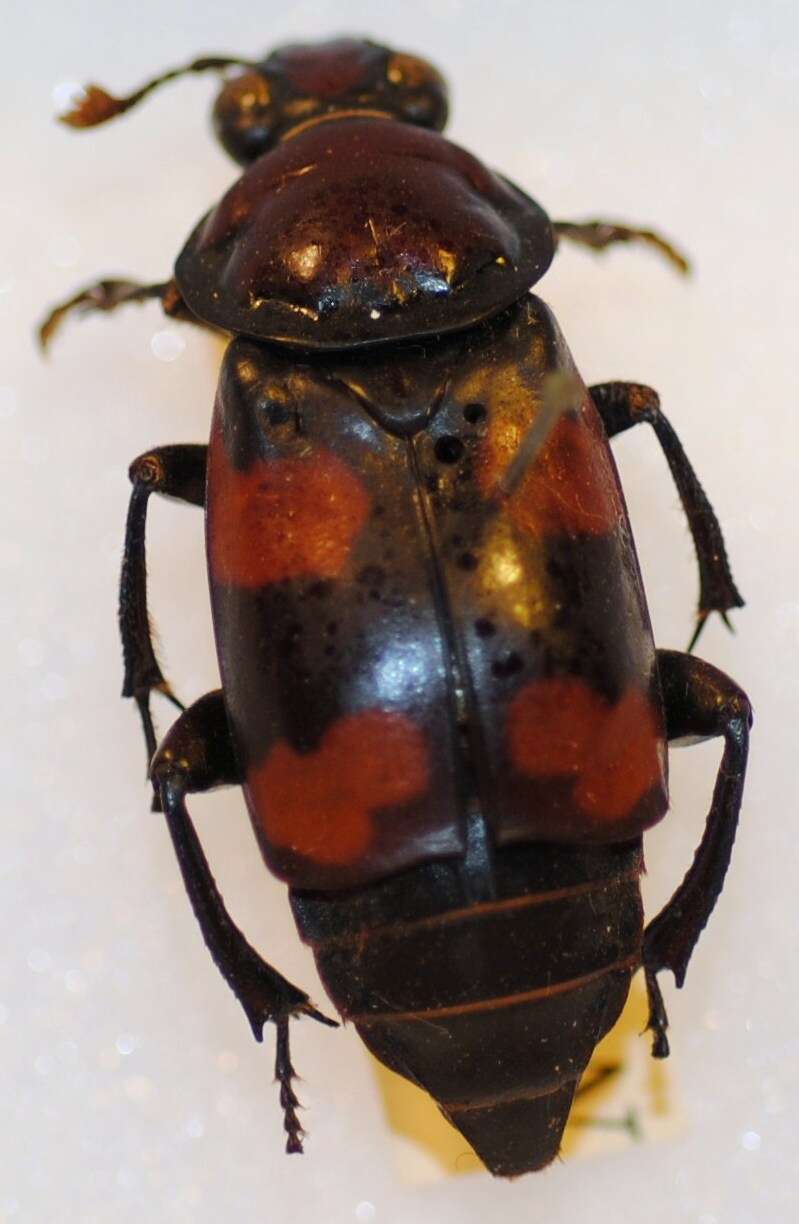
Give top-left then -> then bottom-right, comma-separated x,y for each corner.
292,840 -> 642,1175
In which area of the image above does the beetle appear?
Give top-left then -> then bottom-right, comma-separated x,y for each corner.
41,37 -> 751,1177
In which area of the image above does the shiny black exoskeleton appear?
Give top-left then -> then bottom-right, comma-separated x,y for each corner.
41,38 -> 750,1176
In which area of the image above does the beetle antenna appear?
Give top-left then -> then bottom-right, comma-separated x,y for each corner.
59,54 -> 255,128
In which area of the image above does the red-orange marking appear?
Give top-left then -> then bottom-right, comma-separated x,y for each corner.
508,678 -> 663,821
247,711 -> 430,866
477,404 -> 623,537
208,426 -> 370,587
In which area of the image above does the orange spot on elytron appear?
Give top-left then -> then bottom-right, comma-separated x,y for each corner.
508,678 -> 663,821
574,689 -> 664,820
209,431 -> 370,587
247,711 -> 430,866
477,406 -> 623,537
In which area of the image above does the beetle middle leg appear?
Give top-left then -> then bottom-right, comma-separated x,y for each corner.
151,690 -> 338,1153
644,648 -> 752,1057
120,444 -> 207,805
554,219 -> 690,275
591,381 -> 744,649
37,276 -> 202,348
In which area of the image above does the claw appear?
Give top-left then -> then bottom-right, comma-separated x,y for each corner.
687,607 -> 738,653
299,1000 -> 339,1028
686,612 -> 709,653
155,680 -> 186,713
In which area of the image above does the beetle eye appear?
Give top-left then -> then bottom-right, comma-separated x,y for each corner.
385,53 -> 448,132
213,71 -> 276,164
218,70 -> 272,113
386,53 -> 434,89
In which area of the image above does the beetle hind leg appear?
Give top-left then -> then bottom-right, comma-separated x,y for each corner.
643,649 -> 751,1058
152,691 -> 338,1153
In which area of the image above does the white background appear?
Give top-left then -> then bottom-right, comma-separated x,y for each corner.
2,1 -> 797,1220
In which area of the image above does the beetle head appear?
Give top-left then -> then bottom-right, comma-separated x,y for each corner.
213,38 -> 449,165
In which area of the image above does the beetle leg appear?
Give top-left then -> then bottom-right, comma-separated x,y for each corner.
643,649 -> 752,1058
590,382 -> 744,650
554,219 -> 691,275
151,691 -> 338,1153
120,445 -> 207,808
38,276 -> 204,349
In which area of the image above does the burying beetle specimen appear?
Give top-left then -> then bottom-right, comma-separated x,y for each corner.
42,38 -> 750,1176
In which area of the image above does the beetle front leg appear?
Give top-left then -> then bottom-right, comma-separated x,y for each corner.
554,219 -> 690,275
38,276 -> 205,349
151,691 -> 338,1153
590,381 -> 744,649
120,444 -> 206,805
644,649 -> 752,1058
